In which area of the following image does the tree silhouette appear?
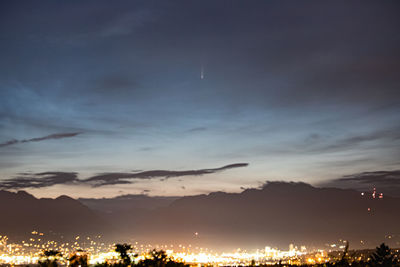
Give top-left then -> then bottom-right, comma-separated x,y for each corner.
69,250 -> 88,267
136,249 -> 167,267
43,250 -> 62,257
328,241 -> 351,267
136,249 -> 189,267
337,241 -> 350,266
150,249 -> 167,263
115,243 -> 132,266
370,243 -> 395,267
38,250 -> 63,267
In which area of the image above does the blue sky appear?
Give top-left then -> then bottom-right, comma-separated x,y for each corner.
0,1 -> 399,198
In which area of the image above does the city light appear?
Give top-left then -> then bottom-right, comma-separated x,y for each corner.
0,232 -> 320,265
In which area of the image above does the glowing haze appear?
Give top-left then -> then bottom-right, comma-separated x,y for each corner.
0,1 -> 399,198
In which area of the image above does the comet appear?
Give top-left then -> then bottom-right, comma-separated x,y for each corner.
200,65 -> 204,79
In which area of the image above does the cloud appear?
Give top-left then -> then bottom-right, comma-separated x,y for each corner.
0,163 -> 249,189
316,129 -> 400,152
0,172 -> 79,190
187,127 -> 207,133
320,170 -> 400,197
275,128 -> 400,156
0,139 -> 19,147
85,163 -> 249,187
0,132 -> 81,148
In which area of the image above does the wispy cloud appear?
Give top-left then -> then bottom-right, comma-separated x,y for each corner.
0,163 -> 249,189
315,129 -> 400,152
187,127 -> 207,133
85,163 -> 249,187
0,132 -> 81,148
0,172 -> 79,189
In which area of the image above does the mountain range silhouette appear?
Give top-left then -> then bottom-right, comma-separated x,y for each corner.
1,182 -> 399,250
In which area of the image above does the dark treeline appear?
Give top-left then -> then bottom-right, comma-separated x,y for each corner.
38,243 -> 188,267
38,242 -> 399,267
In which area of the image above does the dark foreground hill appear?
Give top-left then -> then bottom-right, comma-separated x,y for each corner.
99,182 -> 400,250
0,190 -> 110,241
1,182 -> 400,250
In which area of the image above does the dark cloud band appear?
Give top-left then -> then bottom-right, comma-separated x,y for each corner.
0,132 -> 81,148
0,172 -> 79,190
86,163 -> 249,186
0,163 -> 249,189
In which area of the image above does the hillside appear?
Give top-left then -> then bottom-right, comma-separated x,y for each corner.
120,182 -> 400,250
0,190 -> 110,241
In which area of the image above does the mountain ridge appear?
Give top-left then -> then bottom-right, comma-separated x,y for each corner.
1,182 -> 399,250
0,190 -> 111,241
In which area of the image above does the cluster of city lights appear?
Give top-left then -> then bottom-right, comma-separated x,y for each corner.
0,231 -> 327,265
2,231 -> 397,266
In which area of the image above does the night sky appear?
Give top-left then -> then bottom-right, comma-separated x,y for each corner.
0,1 -> 399,198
